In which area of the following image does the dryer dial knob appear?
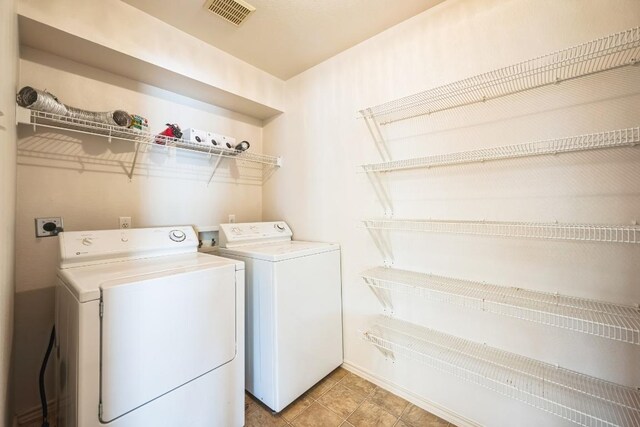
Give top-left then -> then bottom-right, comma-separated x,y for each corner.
275,224 -> 285,231
169,230 -> 186,242
82,237 -> 93,246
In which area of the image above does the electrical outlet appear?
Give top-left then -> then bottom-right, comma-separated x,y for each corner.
119,217 -> 132,229
35,217 -> 63,237
228,214 -> 235,223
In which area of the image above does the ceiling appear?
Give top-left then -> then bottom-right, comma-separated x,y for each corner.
122,0 -> 445,80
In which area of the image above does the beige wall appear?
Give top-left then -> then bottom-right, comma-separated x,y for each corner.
0,0 -> 18,424
17,0 -> 285,115
12,48 -> 269,414
263,0 -> 640,425
12,0 -> 289,416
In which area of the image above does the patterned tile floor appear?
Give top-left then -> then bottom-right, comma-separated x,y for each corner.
245,367 -> 456,427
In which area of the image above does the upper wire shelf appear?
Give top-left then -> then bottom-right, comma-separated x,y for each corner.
362,267 -> 640,344
360,127 -> 639,173
363,219 -> 640,244
16,107 -> 282,167
364,316 -> 640,427
359,26 -> 640,126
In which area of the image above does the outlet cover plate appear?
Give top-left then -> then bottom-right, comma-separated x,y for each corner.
35,217 -> 63,237
119,217 -> 132,229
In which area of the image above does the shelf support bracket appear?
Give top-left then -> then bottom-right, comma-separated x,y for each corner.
207,152 -> 224,186
127,142 -> 142,181
363,109 -> 391,162
367,336 -> 395,361
364,280 -> 394,313
366,172 -> 393,217
364,224 -> 393,266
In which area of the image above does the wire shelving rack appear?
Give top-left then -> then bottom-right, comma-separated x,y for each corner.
362,267 -> 640,344
364,316 -> 640,427
16,107 -> 282,181
362,219 -> 640,244
360,127 -> 639,173
359,27 -> 640,126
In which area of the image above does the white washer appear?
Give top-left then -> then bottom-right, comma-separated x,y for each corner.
218,221 -> 343,412
55,226 -> 245,427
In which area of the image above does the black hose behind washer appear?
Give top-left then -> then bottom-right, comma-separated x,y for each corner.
39,326 -> 56,427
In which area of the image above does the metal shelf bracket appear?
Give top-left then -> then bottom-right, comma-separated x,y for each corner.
365,172 -> 393,217
364,223 -> 394,265
207,151 -> 225,186
362,109 -> 391,161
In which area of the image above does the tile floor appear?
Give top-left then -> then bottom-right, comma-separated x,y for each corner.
19,368 -> 453,427
245,367 -> 456,427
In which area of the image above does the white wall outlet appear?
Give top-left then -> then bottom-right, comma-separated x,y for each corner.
119,217 -> 132,229
35,217 -> 63,237
228,214 -> 236,223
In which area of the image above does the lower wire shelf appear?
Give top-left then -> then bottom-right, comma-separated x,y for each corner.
363,219 -> 640,244
364,316 -> 640,427
362,267 -> 640,344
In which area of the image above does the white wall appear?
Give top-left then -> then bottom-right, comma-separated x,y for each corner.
0,0 -> 18,424
12,47 -> 270,415
263,1 -> 640,426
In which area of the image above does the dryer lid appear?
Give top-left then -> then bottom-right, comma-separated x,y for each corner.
58,253 -> 243,302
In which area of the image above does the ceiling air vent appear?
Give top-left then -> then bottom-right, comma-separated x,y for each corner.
203,0 -> 255,26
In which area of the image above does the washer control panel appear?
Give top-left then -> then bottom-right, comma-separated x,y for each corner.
219,221 -> 292,248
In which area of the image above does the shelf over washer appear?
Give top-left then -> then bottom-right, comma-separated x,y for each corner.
16,107 -> 282,181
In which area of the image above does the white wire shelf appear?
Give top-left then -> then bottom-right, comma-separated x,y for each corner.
360,127 -> 639,173
363,219 -> 640,244
16,107 -> 282,167
362,267 -> 640,344
364,316 -> 640,427
359,26 -> 640,125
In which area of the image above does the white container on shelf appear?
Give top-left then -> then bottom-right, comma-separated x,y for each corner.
207,131 -> 235,149
182,128 -> 208,146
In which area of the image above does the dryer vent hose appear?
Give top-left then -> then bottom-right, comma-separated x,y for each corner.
17,86 -> 132,127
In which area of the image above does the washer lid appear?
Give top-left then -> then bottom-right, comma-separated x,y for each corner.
218,240 -> 339,262
58,253 -> 243,302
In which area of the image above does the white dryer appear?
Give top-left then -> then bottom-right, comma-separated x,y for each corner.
55,226 -> 244,427
218,222 -> 343,412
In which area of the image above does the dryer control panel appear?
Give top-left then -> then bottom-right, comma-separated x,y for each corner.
219,221 -> 293,248
59,226 -> 198,268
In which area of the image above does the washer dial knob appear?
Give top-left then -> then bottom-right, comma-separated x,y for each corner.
275,223 -> 286,231
169,229 -> 186,242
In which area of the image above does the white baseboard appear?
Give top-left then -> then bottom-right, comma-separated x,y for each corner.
341,361 -> 481,427
16,400 -> 56,425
